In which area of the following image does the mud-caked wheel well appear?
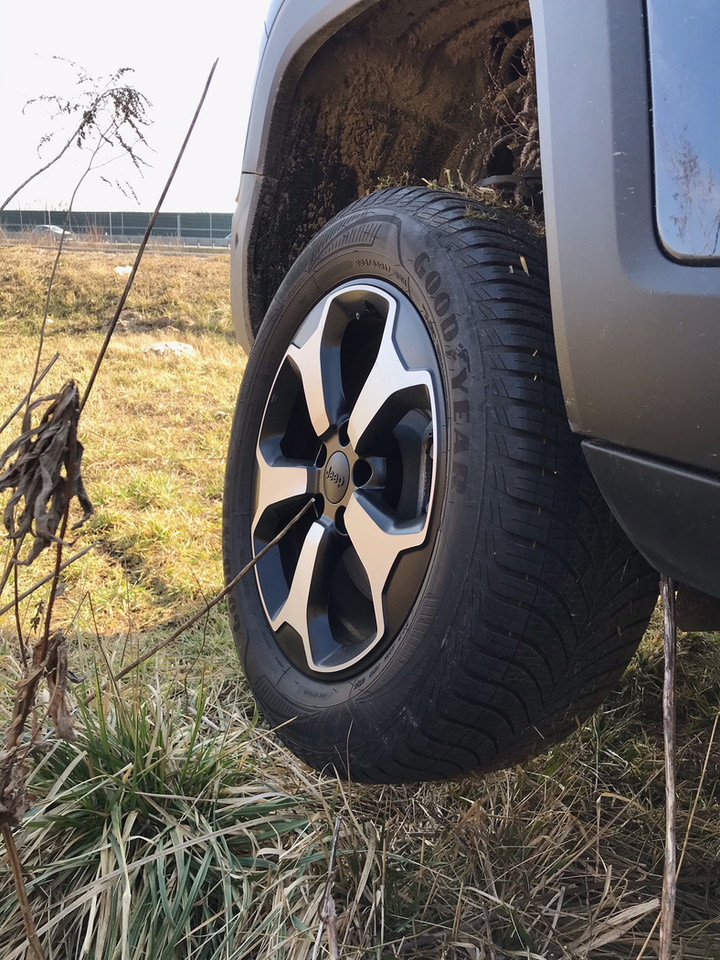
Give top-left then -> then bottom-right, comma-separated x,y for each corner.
248,0 -> 541,335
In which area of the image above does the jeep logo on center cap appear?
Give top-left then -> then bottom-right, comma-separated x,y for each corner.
324,451 -> 350,504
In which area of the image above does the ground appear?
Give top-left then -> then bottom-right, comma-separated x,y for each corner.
0,242 -> 718,959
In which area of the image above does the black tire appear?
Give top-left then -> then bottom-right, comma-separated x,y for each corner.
223,187 -> 657,784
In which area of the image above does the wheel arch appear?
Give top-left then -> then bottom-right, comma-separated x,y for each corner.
233,0 -> 540,348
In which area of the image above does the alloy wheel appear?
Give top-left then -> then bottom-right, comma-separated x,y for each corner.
251,281 -> 443,675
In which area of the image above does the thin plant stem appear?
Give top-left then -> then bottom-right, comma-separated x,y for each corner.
0,543 -> 24,611
12,566 -> 27,670
0,353 -> 59,437
23,122 -> 116,433
83,499 -> 314,701
79,59 -> 218,413
1,112 -> 100,216
659,574 -> 677,960
0,543 -> 97,620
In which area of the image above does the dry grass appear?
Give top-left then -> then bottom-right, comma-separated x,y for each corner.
0,246 -> 243,641
0,244 -> 231,335
1,633 -> 719,959
0,244 -> 719,959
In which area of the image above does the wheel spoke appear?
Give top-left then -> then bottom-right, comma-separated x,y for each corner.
269,518 -> 333,657
252,443 -> 316,535
344,492 -> 429,641
287,299 -> 342,438
347,301 -> 434,450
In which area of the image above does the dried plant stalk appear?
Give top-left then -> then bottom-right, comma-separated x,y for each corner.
0,60 -> 219,959
659,574 -> 677,960
0,381 -> 92,592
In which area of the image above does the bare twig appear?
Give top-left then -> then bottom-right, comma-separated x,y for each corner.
659,574 -> 677,960
0,354 -> 59,437
1,64 -> 150,215
1,132 -> 78,214
24,116 -> 125,432
79,59 -> 218,412
25,249 -> 69,429
0,542 -> 97,619
0,61 -> 219,958
12,567 -> 27,670
83,499 -> 314,701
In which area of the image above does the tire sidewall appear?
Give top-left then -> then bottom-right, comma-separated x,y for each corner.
224,196 -> 495,730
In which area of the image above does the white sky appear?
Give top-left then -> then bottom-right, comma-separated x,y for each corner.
0,0 -> 271,212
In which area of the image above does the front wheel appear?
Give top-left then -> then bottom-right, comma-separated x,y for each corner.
223,187 -> 658,784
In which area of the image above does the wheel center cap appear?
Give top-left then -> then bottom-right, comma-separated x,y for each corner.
324,451 -> 350,504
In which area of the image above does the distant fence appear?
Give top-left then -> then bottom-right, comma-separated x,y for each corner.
0,210 -> 233,244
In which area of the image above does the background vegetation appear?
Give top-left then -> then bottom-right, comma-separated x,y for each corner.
0,243 -> 718,959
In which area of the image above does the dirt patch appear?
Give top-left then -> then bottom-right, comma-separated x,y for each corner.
249,0 -> 535,329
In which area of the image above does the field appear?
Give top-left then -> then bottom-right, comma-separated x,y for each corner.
0,244 -> 719,959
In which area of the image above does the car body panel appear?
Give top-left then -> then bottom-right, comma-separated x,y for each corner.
231,0 -> 720,597
532,0 -> 720,475
532,0 -> 720,594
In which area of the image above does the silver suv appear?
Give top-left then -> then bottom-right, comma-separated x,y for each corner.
223,0 -> 720,783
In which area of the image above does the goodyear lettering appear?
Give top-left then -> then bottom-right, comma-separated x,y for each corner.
414,251 -> 430,279
414,251 -> 471,494
434,292 -> 451,316
414,252 -> 459,343
441,315 -> 459,341
453,428 -> 470,455
424,271 -> 441,295
451,366 -> 469,394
